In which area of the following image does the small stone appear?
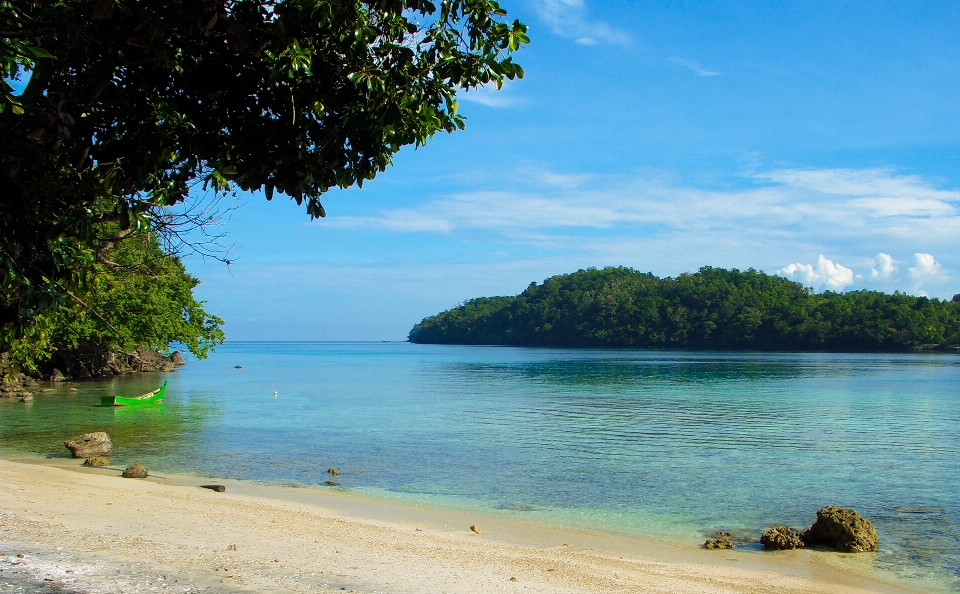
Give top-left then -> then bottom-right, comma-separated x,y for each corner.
67,387 -> 78,392
19,394 -> 33,403
122,463 -> 148,478
84,457 -> 109,467
509,577 -> 518,582
714,531 -> 732,538
227,544 -> 238,551
470,525 -> 481,534
327,468 -> 339,476
324,481 -> 340,486
200,484 -> 226,492
704,539 -> 734,550
761,525 -> 805,550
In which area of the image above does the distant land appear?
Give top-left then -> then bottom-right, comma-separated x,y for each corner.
409,267 -> 960,352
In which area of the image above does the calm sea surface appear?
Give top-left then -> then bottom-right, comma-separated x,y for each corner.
2,342 -> 959,590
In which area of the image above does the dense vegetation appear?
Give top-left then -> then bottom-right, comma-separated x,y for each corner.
5,229 -> 223,374
409,267 -> 960,352
1,0 -> 527,358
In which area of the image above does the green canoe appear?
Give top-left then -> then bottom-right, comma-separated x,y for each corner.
100,381 -> 167,406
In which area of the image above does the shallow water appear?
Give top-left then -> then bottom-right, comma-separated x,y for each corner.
2,342 -> 958,591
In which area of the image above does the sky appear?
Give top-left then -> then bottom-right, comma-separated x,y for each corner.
42,1 -> 960,340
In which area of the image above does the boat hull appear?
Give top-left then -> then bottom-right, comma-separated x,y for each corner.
100,381 -> 167,406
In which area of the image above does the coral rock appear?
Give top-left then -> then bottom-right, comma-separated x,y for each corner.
803,507 -> 878,552
64,432 -> 112,458
761,525 -> 805,550
122,463 -> 148,478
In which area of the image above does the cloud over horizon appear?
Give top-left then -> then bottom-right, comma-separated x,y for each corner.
327,166 -> 957,297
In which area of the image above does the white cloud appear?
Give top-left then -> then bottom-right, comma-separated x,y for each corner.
458,85 -> 520,108
531,0 -> 630,46
778,255 -> 854,292
870,253 -> 896,279
669,57 -> 720,77
908,253 -> 943,294
328,166 -> 958,297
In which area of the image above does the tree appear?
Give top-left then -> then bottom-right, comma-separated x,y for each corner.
6,227 -> 224,373
1,0 -> 527,354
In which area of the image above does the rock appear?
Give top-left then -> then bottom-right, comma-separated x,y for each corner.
170,351 -> 186,366
64,432 -> 112,458
509,577 -> 518,582
704,539 -> 734,550
470,525 -> 481,534
803,507 -> 878,552
19,393 -> 33,403
50,369 -> 67,382
227,544 -> 238,551
84,457 -> 110,467
200,484 -> 226,492
122,463 -> 148,478
235,365 -> 242,369
324,481 -> 340,486
327,468 -> 339,476
761,525 -> 805,550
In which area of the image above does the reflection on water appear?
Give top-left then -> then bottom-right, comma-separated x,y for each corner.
1,343 -> 958,591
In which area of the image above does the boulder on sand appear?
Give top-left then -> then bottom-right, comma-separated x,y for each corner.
703,539 -> 734,550
803,507 -> 878,552
122,463 -> 148,478
84,456 -> 110,467
64,432 -> 112,458
760,525 -> 805,550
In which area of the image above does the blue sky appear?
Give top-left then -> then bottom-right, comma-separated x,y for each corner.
41,1 -> 960,340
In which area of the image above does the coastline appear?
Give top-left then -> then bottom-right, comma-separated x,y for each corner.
0,454 -> 931,593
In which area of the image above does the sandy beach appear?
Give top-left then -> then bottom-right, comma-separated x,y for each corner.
0,456 -> 928,594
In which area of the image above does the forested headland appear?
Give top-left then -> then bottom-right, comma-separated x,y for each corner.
409,267 -> 960,352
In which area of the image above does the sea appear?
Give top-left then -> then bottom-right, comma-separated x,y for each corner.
1,342 -> 958,591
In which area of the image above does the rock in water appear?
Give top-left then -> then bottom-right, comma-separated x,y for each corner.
122,463 -> 148,478
803,507 -> 878,552
84,457 -> 110,467
760,526 -> 805,550
170,351 -> 186,366
19,393 -> 33,403
64,432 -> 112,458
704,539 -> 734,550
50,369 -> 67,382
327,468 -> 339,476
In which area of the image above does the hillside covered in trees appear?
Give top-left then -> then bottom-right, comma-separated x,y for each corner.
409,267 -> 960,352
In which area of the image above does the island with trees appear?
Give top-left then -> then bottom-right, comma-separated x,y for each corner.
409,266 -> 960,352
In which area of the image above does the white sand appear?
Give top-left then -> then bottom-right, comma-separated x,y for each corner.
0,456 -> 924,593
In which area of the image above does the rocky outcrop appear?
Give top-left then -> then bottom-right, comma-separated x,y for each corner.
84,456 -> 110,467
64,432 -> 112,458
704,539 -> 734,550
803,507 -> 878,552
122,464 -> 148,478
2,348 -> 182,383
761,525 -> 805,550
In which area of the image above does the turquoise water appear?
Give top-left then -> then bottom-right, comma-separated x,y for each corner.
2,342 -> 959,590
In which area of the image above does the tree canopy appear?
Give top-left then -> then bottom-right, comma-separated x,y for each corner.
1,0 -> 527,353
6,227 -> 223,373
409,267 -> 960,352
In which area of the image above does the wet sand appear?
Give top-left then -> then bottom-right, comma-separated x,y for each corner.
0,456 -> 927,593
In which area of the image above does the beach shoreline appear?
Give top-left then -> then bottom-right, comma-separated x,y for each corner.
0,454 -> 931,593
